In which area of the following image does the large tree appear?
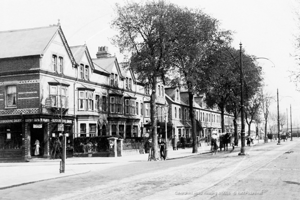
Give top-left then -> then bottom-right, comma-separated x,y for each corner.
112,1 -> 178,160
202,46 -> 262,143
168,7 -> 231,153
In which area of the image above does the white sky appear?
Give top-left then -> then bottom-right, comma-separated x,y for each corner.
1,0 -> 300,125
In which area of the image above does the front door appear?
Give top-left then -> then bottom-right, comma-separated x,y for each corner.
30,125 -> 44,157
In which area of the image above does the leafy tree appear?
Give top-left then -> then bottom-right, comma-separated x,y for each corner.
112,1 -> 178,160
168,7 -> 231,153
202,46 -> 262,144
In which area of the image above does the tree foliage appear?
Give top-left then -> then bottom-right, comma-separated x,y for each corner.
112,1 -> 179,160
167,7 -> 231,153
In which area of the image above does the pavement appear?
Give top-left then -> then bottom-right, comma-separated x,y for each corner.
0,139 -> 266,190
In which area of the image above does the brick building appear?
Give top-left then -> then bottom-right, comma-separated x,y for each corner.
0,25 -> 153,161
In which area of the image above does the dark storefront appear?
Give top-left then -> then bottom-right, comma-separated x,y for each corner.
0,117 -> 74,161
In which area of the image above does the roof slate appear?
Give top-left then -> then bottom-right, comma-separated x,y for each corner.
0,26 -> 59,59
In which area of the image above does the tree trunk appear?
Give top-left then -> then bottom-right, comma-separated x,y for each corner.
233,109 -> 239,146
220,106 -> 225,133
188,90 -> 197,153
150,77 -> 159,160
248,123 -> 251,136
264,121 -> 268,143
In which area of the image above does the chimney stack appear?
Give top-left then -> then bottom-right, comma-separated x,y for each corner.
96,46 -> 111,58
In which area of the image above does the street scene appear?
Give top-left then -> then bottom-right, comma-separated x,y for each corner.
1,0 -> 300,200
0,138 -> 299,200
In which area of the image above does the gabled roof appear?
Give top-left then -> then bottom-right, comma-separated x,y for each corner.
70,45 -> 86,64
119,62 -> 136,82
70,44 -> 95,71
0,26 -> 58,58
93,57 -> 124,78
0,25 -> 76,65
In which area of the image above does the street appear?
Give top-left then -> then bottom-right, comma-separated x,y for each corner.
1,139 -> 299,200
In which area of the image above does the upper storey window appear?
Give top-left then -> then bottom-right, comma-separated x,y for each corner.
52,55 -> 64,74
110,73 -> 118,87
129,78 -> 132,90
50,85 -> 68,108
125,78 -> 132,90
85,66 -> 89,80
6,85 -> 17,108
80,65 -> 84,79
79,64 -> 89,80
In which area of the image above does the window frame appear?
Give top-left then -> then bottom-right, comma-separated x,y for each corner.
6,85 -> 17,108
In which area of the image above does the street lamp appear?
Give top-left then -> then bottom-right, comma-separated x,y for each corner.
277,89 -> 281,145
164,104 -> 169,159
239,43 -> 246,156
290,104 -> 293,141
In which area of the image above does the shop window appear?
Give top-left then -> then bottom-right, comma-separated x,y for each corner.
6,85 -> 17,107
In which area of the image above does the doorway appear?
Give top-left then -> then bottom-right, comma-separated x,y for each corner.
30,125 -> 44,157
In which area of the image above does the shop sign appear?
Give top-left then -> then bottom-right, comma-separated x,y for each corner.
34,118 -> 49,123
33,124 -> 43,128
57,124 -> 64,131
51,119 -> 72,124
0,119 -> 21,124
45,98 -> 51,108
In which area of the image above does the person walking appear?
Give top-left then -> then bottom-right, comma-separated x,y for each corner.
230,133 -> 235,153
158,138 -> 166,160
211,133 -> 218,155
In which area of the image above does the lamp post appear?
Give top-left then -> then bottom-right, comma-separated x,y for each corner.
164,104 -> 169,159
239,43 -> 246,156
277,88 -> 281,145
290,104 -> 293,141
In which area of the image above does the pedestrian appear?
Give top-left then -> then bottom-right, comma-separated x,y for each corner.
230,133 -> 235,153
34,139 -> 40,156
158,138 -> 165,160
51,137 -> 61,159
246,136 -> 251,146
211,133 -> 218,155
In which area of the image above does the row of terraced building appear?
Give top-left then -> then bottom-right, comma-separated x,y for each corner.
0,25 -> 234,161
